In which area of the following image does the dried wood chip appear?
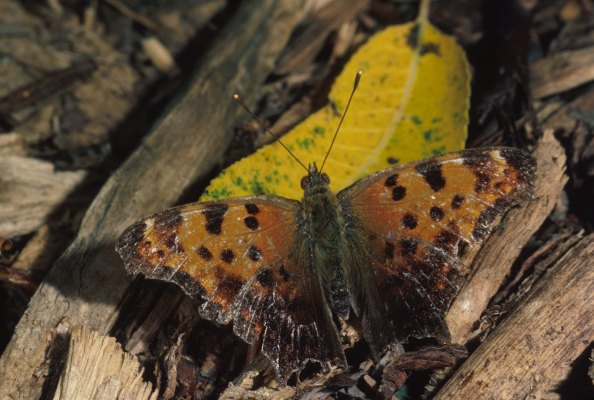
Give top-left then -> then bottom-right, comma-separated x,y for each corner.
0,133 -> 26,156
0,156 -> 86,237
141,37 -> 178,74
531,46 -> 594,98
52,326 -> 157,400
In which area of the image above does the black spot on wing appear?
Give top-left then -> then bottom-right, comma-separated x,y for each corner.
451,194 -> 464,209
164,234 -> 183,253
462,153 -> 496,194
244,216 -> 259,230
203,204 -> 228,235
197,246 -> 213,261
248,245 -> 262,261
392,186 -> 406,201
245,203 -> 260,215
402,214 -> 418,230
416,160 -> 446,192
385,174 -> 398,187
430,206 -> 445,221
256,269 -> 274,288
212,266 -> 244,303
221,249 -> 235,263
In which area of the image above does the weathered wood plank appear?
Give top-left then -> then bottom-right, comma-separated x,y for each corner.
0,1 -> 309,398
436,233 -> 594,399
0,156 -> 86,237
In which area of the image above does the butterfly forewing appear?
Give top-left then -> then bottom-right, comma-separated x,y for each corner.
116,197 -> 345,383
339,148 -> 535,349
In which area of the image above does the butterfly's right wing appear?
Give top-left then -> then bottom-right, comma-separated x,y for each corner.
116,197 -> 345,383
338,148 -> 535,356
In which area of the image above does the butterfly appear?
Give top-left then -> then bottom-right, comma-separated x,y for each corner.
116,146 -> 535,384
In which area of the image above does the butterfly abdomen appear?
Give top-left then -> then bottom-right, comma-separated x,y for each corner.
301,179 -> 352,320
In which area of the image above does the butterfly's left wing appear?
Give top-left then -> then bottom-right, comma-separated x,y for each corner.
116,197 -> 346,383
338,148 -> 535,355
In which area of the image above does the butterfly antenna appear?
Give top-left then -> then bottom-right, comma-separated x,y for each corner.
320,70 -> 362,173
233,94 -> 308,172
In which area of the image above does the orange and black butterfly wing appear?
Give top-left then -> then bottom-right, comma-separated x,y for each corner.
339,148 -> 535,355
116,197 -> 346,382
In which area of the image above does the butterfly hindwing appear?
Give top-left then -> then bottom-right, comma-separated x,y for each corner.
116,197 -> 345,382
339,148 -> 535,352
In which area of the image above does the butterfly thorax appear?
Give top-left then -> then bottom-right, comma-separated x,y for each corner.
299,164 -> 351,320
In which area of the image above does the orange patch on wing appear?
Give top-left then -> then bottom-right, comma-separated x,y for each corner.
126,199 -> 298,317
349,149 -> 534,253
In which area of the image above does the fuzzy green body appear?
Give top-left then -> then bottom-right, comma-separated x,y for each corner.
297,166 -> 354,320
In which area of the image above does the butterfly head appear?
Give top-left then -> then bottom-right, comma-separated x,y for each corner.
301,163 -> 330,195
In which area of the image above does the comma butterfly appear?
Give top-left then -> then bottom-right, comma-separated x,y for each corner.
116,74 -> 536,384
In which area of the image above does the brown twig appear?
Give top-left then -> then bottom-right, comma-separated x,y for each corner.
0,59 -> 97,116
102,0 -> 161,32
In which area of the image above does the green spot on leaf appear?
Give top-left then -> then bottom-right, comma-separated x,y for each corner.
411,115 -> 422,125
431,145 -> 446,155
313,126 -> 325,136
204,186 -> 232,200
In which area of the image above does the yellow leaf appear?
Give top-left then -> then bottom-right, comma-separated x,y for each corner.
202,12 -> 470,201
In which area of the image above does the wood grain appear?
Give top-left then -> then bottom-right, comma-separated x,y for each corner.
436,233 -> 594,399
0,156 -> 87,237
531,46 -> 594,99
0,1 -> 309,398
52,327 -> 157,400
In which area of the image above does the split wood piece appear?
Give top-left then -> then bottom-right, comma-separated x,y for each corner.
52,326 -> 157,400
220,383 -> 296,400
0,156 -> 87,237
447,130 -> 568,343
275,0 -> 370,74
435,233 -> 594,399
531,45 -> 594,99
10,225 -> 69,278
0,1 -> 309,399
540,88 -> 594,168
372,344 -> 468,398
540,86 -> 594,133
0,132 -> 26,156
